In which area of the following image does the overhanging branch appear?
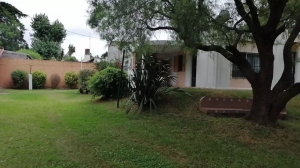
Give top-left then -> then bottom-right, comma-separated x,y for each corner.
194,43 -> 256,84
245,0 -> 261,28
144,22 -> 178,32
272,19 -> 300,96
265,0 -> 288,35
234,0 -> 261,44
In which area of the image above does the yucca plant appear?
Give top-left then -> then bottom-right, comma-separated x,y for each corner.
126,56 -> 188,113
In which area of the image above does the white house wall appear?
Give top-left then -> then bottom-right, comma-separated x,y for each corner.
272,44 -> 285,88
107,45 -> 122,61
216,54 -> 231,88
295,51 -> 300,83
196,40 -> 288,90
196,51 -> 230,89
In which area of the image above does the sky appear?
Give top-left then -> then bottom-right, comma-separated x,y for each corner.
4,0 -> 169,60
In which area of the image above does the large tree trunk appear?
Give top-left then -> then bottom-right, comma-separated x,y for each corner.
246,84 -> 273,124
246,84 -> 288,124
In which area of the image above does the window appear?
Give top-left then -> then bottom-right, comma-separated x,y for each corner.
232,53 -> 260,78
174,55 -> 185,72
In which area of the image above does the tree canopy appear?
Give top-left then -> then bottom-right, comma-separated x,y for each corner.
0,2 -> 28,51
31,13 -> 66,43
87,0 -> 300,124
30,13 -> 66,59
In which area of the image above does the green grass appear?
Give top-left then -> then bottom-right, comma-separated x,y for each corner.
0,89 -> 300,168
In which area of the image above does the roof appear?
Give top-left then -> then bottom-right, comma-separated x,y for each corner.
0,49 -> 32,60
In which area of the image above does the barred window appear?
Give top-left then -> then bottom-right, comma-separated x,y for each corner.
232,53 -> 260,78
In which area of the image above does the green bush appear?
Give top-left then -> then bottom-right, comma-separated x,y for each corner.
88,67 -> 128,99
32,71 -> 47,89
11,70 -> 28,89
94,61 -> 119,71
16,49 -> 43,60
62,56 -> 78,62
64,72 -> 79,88
79,69 -> 96,94
50,74 -> 61,89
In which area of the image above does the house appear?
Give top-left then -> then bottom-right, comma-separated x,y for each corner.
81,49 -> 101,63
107,35 -> 300,90
0,47 -> 32,60
106,43 -> 134,75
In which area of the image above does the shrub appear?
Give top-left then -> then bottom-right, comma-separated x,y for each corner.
11,70 -> 27,89
32,71 -> 47,89
78,69 -> 96,94
125,57 -> 189,113
94,61 -> 118,71
50,74 -> 61,89
88,67 -> 128,99
16,49 -> 43,60
62,56 -> 78,62
64,72 -> 79,88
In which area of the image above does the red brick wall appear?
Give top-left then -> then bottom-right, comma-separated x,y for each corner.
0,58 -> 95,89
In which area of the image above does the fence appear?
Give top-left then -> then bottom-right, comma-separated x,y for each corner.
0,58 -> 95,89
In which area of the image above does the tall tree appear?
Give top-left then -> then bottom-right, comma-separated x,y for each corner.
0,2 -> 28,51
87,0 -> 300,124
30,13 -> 66,59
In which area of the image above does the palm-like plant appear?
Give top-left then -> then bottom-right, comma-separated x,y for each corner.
126,56 -> 188,113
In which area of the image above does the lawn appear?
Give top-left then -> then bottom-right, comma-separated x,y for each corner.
0,89 -> 300,168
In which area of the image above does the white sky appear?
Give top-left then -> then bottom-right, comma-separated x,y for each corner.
4,0 -> 170,60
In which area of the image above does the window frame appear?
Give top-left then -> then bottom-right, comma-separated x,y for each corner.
231,52 -> 260,78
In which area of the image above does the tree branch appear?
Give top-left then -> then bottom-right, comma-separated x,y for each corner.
161,0 -> 174,12
144,21 -> 178,32
272,24 -> 286,40
193,43 -> 256,84
234,0 -> 261,45
233,31 -> 244,47
151,10 -> 172,19
272,19 -> 300,96
271,82 -> 300,118
233,12 -> 250,32
245,0 -> 261,28
226,45 -> 257,84
220,29 -> 231,45
194,44 -> 236,62
264,0 -> 288,35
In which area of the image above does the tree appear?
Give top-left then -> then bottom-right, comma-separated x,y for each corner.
66,44 -> 75,56
31,39 -> 61,60
31,14 -> 66,43
30,13 -> 66,59
101,51 -> 108,59
87,0 -> 300,124
0,2 -> 28,51
58,48 -> 64,61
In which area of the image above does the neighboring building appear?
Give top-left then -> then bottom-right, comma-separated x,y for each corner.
82,49 -> 102,63
107,43 -> 134,76
82,49 -> 92,62
0,47 -> 32,60
107,34 -> 300,90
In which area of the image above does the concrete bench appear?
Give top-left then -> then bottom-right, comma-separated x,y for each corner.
199,97 -> 286,119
